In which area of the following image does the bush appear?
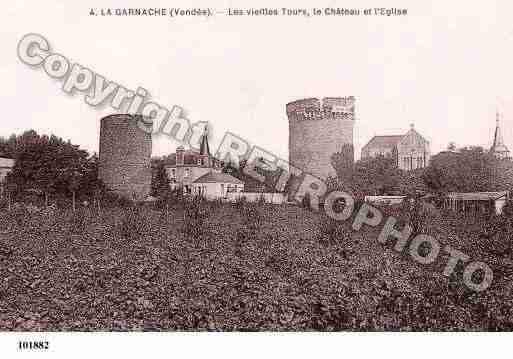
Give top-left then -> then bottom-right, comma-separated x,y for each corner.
400,198 -> 430,236
478,214 -> 513,258
316,216 -> 353,259
4,195 -> 513,330
101,191 -> 134,209
181,195 -> 209,240
155,189 -> 179,211
117,205 -> 149,240
234,202 -> 263,247
232,196 -> 247,213
66,208 -> 91,235
301,193 -> 312,210
11,204 -> 29,227
242,202 -> 262,232
317,216 -> 349,246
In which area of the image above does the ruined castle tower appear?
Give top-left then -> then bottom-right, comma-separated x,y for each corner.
286,97 -> 355,179
98,114 -> 152,200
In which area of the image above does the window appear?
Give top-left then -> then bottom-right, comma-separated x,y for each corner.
184,168 -> 190,178
170,168 -> 176,178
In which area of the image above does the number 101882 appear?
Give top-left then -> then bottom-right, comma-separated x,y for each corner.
18,341 -> 49,350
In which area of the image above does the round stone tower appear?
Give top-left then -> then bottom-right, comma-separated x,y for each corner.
98,114 -> 152,200
286,97 -> 355,179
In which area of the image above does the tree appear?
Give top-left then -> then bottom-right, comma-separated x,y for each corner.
151,161 -> 172,197
69,170 -> 82,212
329,150 -> 409,199
351,155 -> 404,198
36,167 -> 56,208
397,169 -> 428,198
150,158 -> 177,214
331,144 -> 355,189
222,158 -> 280,193
422,146 -> 495,193
5,130 -> 98,205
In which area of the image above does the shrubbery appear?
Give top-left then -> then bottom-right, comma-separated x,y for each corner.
181,195 -> 209,240
66,207 -> 91,235
234,201 -> 263,247
117,204 -> 150,240
1,198 -> 513,330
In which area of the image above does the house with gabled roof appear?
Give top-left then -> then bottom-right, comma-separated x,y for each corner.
361,124 -> 431,171
162,128 -> 244,198
192,171 -> 244,200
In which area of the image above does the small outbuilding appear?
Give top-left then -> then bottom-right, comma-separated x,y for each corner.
443,191 -> 509,215
0,157 -> 15,196
191,171 -> 244,200
364,195 -> 406,206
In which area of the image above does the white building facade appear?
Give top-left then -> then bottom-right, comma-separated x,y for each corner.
163,130 -> 244,199
361,124 -> 431,171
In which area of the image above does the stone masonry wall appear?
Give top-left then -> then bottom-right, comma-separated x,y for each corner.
98,114 -> 152,200
287,97 -> 355,180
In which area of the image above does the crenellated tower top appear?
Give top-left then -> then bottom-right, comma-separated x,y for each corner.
286,97 -> 356,122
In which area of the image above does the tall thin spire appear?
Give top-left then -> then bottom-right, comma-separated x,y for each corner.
491,108 -> 510,160
493,109 -> 505,147
198,125 -> 212,168
199,125 -> 211,157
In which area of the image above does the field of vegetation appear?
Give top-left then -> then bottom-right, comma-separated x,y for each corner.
0,198 -> 512,331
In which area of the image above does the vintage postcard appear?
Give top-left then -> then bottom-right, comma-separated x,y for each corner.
1,0 -> 511,357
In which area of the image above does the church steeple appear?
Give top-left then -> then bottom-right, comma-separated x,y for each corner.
491,109 -> 510,160
199,126 -> 210,157
199,126 -> 211,167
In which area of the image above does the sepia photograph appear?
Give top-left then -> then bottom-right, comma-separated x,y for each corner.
1,0 -> 512,357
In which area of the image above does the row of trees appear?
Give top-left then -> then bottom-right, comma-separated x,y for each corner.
11,133 -> 492,208
330,144 -> 512,199
149,141 -> 513,205
329,144 -> 426,199
423,146 -> 513,193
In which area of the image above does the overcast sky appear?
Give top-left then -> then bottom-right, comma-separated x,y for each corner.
2,0 -> 513,160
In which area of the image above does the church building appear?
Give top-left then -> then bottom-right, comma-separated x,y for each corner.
361,124 -> 431,171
